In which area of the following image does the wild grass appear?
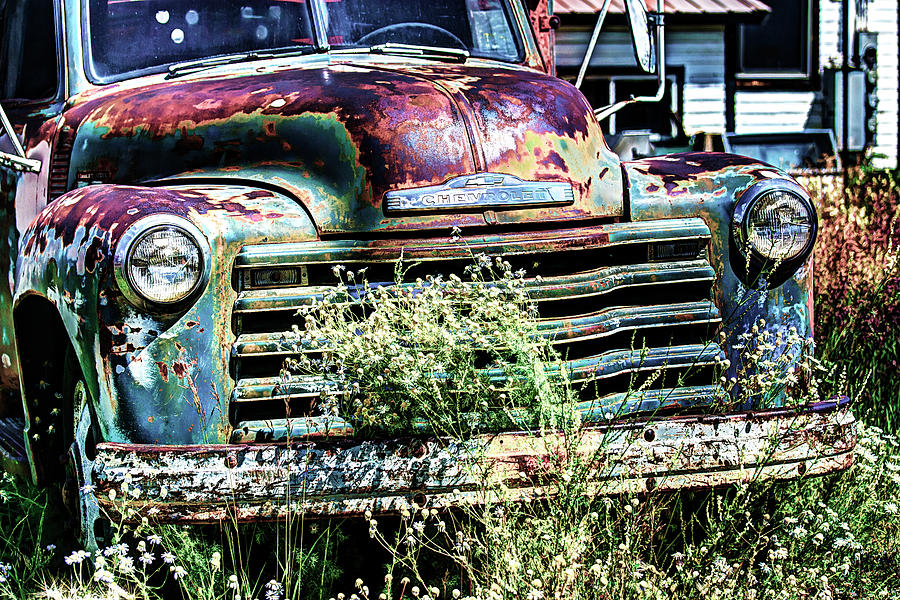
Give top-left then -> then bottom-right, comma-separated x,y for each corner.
0,171 -> 897,599
809,169 -> 900,429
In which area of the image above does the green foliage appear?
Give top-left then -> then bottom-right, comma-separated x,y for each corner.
0,472 -> 58,599
810,169 -> 900,429
282,257 -> 566,437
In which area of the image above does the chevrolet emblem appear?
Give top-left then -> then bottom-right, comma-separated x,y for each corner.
384,173 -> 576,213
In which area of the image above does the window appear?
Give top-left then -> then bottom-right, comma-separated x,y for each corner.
0,0 -> 58,102
321,0 -> 522,62
737,0 -> 814,81
609,76 -> 680,138
571,73 -> 682,139
86,0 -> 315,81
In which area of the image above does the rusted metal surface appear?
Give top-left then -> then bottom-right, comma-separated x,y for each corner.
55,58 -> 622,235
15,184 -> 317,450
91,398 -> 856,522
625,153 -> 818,401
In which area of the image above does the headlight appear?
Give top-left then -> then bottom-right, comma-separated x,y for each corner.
734,182 -> 816,262
744,189 -> 814,261
732,180 -> 817,287
115,216 -> 209,308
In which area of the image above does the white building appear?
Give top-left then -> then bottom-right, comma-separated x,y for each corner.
553,0 -> 899,169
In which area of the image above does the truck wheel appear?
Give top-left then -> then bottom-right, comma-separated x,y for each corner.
60,352 -> 103,551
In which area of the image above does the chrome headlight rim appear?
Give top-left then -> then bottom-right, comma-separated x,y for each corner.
732,179 -> 817,264
114,215 -> 211,311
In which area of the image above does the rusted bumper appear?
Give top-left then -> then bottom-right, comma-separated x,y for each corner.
92,399 -> 856,522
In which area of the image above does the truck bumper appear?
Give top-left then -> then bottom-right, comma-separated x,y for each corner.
92,399 -> 856,522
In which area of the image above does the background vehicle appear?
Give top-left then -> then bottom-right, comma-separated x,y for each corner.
0,0 -> 855,548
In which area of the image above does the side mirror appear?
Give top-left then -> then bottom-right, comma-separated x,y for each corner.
624,0 -> 656,74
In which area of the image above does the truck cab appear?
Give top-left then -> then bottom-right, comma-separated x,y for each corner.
0,0 -> 855,548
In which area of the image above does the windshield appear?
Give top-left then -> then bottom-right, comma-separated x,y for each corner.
86,0 -> 316,81
84,0 -> 523,82
322,0 -> 520,60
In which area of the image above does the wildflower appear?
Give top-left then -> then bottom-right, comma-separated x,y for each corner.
527,591 -> 544,600
265,579 -> 284,600
171,565 -> 186,580
118,556 -> 135,574
65,550 -> 89,565
94,569 -> 114,584
162,552 -> 176,564
884,502 -> 898,515
139,552 -> 155,566
210,551 -> 221,571
104,543 -> 128,557
229,574 -> 239,590
45,544 -> 56,552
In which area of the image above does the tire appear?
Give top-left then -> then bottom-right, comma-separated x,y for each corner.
60,349 -> 103,551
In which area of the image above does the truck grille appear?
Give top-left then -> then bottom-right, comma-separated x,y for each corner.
229,218 -> 725,442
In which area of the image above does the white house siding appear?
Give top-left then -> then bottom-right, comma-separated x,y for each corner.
820,0 -> 842,68
555,27 -> 728,134
733,91 -> 823,134
866,0 -> 899,169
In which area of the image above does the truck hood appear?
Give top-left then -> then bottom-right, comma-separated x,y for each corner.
62,59 -> 622,234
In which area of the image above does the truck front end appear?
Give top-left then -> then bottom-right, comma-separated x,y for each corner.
12,0 -> 854,546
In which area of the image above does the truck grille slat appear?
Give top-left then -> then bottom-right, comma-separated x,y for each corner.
228,384 -> 728,443
232,259 -> 716,314
234,218 -> 712,268
228,219 -> 724,441
230,301 -> 720,358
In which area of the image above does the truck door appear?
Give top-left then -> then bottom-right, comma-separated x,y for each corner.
0,0 -> 59,409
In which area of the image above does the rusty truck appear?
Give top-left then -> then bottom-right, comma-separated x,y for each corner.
0,0 -> 856,548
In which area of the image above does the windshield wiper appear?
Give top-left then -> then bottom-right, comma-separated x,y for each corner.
166,46 -> 318,79
365,43 -> 469,62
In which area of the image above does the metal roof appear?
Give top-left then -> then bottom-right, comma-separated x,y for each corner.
553,0 -> 771,16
